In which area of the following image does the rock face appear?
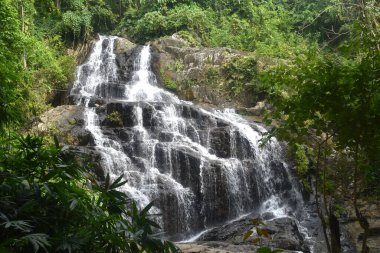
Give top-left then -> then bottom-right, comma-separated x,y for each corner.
151,34 -> 265,114
29,105 -> 91,146
343,201 -> 380,252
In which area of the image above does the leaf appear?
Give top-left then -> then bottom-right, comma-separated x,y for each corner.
252,238 -> 260,244
18,233 -> 50,253
1,220 -> 33,232
243,230 -> 253,241
0,212 -> 9,222
56,235 -> 86,253
141,201 -> 154,216
69,199 -> 78,210
256,228 -> 270,238
251,218 -> 265,226
42,183 -> 55,196
109,174 -> 127,189
147,219 -> 161,229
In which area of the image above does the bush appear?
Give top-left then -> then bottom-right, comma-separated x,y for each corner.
0,134 -> 178,253
132,11 -> 168,42
124,4 -> 215,44
222,56 -> 258,96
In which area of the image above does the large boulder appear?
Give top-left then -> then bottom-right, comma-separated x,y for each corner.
177,241 -> 302,253
198,214 -> 310,252
29,105 -> 92,146
151,34 -> 264,114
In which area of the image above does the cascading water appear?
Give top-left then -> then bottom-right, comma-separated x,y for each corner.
70,36 -> 313,245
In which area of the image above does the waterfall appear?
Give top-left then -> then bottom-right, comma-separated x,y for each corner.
70,36 -> 309,242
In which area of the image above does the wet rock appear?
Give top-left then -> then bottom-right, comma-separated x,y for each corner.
199,215 -> 309,252
105,102 -> 137,127
114,128 -> 135,143
209,127 -> 231,158
151,34 -> 262,111
177,242 -> 301,253
232,131 -> 253,160
115,44 -> 141,83
170,147 -> 201,191
201,162 -> 232,225
159,132 -> 174,142
142,104 -> 156,127
88,97 -> 107,107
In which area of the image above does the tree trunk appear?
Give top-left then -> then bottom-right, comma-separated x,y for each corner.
353,145 -> 370,253
20,1 -> 27,69
315,141 -> 332,253
329,205 -> 341,253
119,0 -> 122,18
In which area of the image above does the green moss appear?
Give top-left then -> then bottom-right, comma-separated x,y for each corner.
160,69 -> 178,92
68,118 -> 76,125
106,111 -> 123,126
167,60 -> 184,71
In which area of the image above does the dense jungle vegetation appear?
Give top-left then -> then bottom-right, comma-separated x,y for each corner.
0,0 -> 379,252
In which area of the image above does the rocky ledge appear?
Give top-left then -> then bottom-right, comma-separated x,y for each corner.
151,34 -> 268,118
28,105 -> 89,146
177,241 -> 302,253
197,214 -> 310,253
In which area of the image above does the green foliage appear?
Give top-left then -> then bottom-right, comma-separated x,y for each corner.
204,67 -> 219,86
25,36 -> 76,114
133,11 -> 168,42
257,247 -> 282,253
0,0 -> 25,131
62,9 -> 92,36
222,56 -> 258,96
260,0 -> 380,200
293,143 -> 311,191
119,0 -> 312,58
89,3 -> 118,33
0,0 -> 77,132
160,69 -> 178,92
0,134 -> 179,252
106,111 -> 123,126
294,143 -> 309,177
126,4 -> 214,44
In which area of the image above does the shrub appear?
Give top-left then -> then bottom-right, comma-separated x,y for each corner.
0,134 -> 178,253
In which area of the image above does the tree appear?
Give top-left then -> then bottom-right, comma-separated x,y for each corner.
0,0 -> 26,132
260,34 -> 380,253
